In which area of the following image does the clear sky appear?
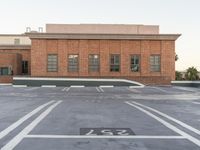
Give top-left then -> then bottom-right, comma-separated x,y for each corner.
0,0 -> 199,71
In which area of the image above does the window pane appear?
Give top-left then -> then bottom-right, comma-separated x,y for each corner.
150,55 -> 160,72
89,54 -> 99,72
68,55 -> 78,72
47,54 -> 58,72
22,61 -> 28,74
110,55 -> 120,72
131,55 -> 140,72
0,67 -> 9,75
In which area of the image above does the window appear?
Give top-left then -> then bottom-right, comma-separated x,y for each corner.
150,55 -> 161,72
110,54 -> 120,72
0,67 -> 10,75
14,39 -> 20,45
47,54 -> 58,72
89,54 -> 100,72
22,61 -> 28,74
68,55 -> 78,72
130,55 -> 140,72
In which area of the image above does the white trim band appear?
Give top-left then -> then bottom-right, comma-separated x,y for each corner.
12,85 -> 27,87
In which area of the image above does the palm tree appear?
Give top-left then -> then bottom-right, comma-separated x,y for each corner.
185,67 -> 199,80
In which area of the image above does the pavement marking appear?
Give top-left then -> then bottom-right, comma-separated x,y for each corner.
25,134 -> 185,139
61,87 -> 67,91
25,87 -> 40,91
125,101 -> 200,147
1,100 -> 62,150
129,85 -> 145,88
99,85 -> 114,88
0,83 -> 12,86
96,87 -> 100,92
41,85 -> 56,88
149,86 -> 170,93
172,86 -> 196,92
0,100 -> 55,140
192,102 -> 200,105
127,87 -> 141,93
61,87 -> 70,92
130,101 -> 200,136
99,87 -> 104,92
70,85 -> 85,88
96,87 -> 104,93
12,85 -> 27,87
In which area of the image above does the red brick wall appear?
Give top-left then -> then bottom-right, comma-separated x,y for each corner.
0,53 -> 22,83
0,49 -> 31,74
31,39 -> 175,85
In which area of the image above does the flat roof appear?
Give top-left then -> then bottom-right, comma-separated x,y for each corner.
0,45 -> 31,50
26,33 -> 181,41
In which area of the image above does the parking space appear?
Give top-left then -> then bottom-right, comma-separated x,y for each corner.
0,85 -> 200,149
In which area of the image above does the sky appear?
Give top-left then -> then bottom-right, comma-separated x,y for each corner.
0,0 -> 199,71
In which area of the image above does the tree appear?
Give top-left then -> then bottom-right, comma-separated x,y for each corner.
175,54 -> 178,61
175,71 -> 183,80
185,67 -> 199,80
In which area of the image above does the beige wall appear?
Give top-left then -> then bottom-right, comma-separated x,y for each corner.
46,24 -> 159,34
0,35 -> 31,45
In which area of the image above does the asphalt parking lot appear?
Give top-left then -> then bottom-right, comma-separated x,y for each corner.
0,85 -> 200,150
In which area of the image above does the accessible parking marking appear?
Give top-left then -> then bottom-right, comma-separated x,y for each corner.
1,100 -> 62,150
125,101 -> 200,147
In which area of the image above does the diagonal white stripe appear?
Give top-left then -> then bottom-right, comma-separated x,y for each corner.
0,100 -> 55,140
1,100 -> 62,150
125,101 -> 200,147
131,101 -> 200,135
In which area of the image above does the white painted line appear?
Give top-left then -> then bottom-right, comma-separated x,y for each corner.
99,85 -> 114,88
65,87 -> 70,92
70,85 -> 85,88
12,85 -> 27,87
125,101 -> 200,147
0,100 -> 55,140
172,81 -> 200,84
96,87 -> 100,92
127,87 -> 141,93
99,87 -> 104,92
173,86 -> 197,92
129,85 -> 145,88
150,87 -> 170,93
1,100 -> 62,150
25,134 -> 185,139
25,87 -> 40,91
131,101 -> 200,136
61,87 -> 70,92
192,102 -> 200,105
61,87 -> 68,91
0,83 -> 12,86
41,85 -> 56,88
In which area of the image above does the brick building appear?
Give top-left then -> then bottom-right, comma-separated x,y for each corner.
0,24 -> 180,85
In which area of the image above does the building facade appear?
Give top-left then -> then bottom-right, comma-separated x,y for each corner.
0,24 -> 180,85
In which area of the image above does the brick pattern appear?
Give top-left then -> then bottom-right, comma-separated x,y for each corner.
0,49 -> 31,74
31,39 -> 175,85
